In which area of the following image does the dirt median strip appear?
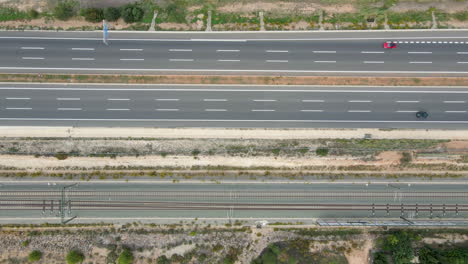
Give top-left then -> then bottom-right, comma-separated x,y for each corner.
1,73 -> 468,86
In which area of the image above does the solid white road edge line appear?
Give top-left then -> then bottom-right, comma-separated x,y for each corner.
2,87 -> 468,93
1,118 -> 466,123
4,67 -> 468,74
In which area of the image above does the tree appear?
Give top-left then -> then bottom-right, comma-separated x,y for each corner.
104,7 -> 120,21
117,248 -> 134,264
54,1 -> 77,21
28,250 -> 42,262
121,4 -> 143,23
81,8 -> 103,23
66,249 -> 84,264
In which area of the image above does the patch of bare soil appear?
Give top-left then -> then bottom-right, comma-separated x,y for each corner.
443,140 -> 468,150
157,22 -> 193,30
345,235 -> 373,264
218,1 -> 356,14
443,19 -> 468,28
375,151 -> 403,166
390,0 -> 468,13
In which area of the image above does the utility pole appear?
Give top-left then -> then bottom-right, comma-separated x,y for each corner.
60,183 -> 77,224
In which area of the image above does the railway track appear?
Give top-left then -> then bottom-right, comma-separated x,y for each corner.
2,191 -> 468,199
1,199 -> 467,212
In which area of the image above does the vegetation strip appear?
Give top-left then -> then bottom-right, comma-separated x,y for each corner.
1,73 -> 468,86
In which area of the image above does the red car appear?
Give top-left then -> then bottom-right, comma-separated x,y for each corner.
383,42 -> 397,49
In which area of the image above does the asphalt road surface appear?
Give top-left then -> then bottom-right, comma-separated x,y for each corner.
0,83 -> 466,128
2,30 -> 468,76
1,182 -> 467,221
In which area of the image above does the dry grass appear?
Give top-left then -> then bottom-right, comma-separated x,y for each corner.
2,73 -> 468,86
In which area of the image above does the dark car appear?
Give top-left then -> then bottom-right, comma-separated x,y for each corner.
383,42 -> 397,49
416,111 -> 428,119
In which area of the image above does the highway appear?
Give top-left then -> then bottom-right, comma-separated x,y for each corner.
1,182 -> 467,222
2,30 -> 468,75
0,83 -> 466,128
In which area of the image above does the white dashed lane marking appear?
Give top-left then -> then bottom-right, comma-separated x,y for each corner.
71,48 -> 94,51
120,58 -> 144,61
348,100 -> 372,103
203,99 -> 228,102
361,51 -> 384,54
408,52 -> 432,54
156,109 -> 179,111
409,61 -> 432,64
169,59 -> 194,62
58,108 -> 82,111
6,97 -> 30,100
169,49 -> 192,52
20,47 -> 44,50
22,57 -> 44,60
216,50 -> 240,52
445,111 -> 467,113
57,98 -> 80,101
363,61 -> 384,64
302,100 -> 325,102
313,51 -> 336,53
301,110 -> 324,112
205,109 -> 227,112
155,99 -> 179,101
266,50 -> 288,53
72,58 -> 95,61
6,108 -> 32,110
348,110 -> 371,113
443,101 -> 466,103
396,101 -> 419,103
396,41 -> 465,44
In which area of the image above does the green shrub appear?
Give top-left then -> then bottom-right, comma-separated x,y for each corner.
81,8 -> 103,23
21,240 -> 30,247
104,7 -> 120,21
28,250 -> 42,262
400,152 -> 412,164
0,5 -> 29,21
28,9 -> 40,19
54,1 -> 78,21
66,249 -> 84,264
55,152 -> 68,160
191,149 -> 201,156
315,148 -> 329,156
156,255 -> 170,264
164,1 -> 187,23
453,11 -> 468,21
121,4 -> 144,23
117,248 -> 134,264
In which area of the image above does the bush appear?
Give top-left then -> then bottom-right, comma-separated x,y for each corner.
66,249 -> 84,264
81,8 -> 103,23
55,152 -> 68,160
156,255 -> 170,264
0,6 -> 29,21
28,9 -> 39,19
400,152 -> 412,164
117,248 -> 134,264
121,4 -> 144,23
21,240 -> 30,247
54,1 -> 77,21
315,148 -> 329,156
28,250 -> 42,262
104,7 -> 120,21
